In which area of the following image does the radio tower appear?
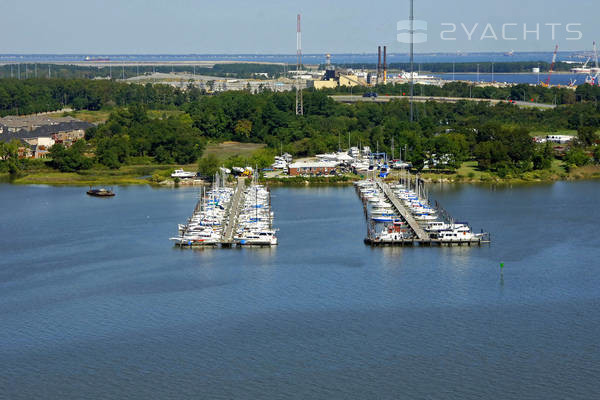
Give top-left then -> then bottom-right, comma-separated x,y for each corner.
295,14 -> 304,116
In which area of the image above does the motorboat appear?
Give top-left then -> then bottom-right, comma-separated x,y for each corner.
171,169 -> 197,179
86,188 -> 115,197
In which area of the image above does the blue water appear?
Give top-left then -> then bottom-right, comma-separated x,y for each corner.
435,72 -> 584,85
1,53 -> 590,85
0,51 -> 584,65
1,182 -> 599,399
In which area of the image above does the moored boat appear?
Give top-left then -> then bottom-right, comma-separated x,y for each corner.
86,188 -> 115,197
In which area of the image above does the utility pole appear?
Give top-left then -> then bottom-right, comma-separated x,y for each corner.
295,14 -> 304,115
452,59 -> 455,81
409,0 -> 415,122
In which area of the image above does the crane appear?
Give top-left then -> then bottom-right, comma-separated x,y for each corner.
544,44 -> 559,87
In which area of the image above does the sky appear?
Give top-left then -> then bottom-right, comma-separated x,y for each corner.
0,0 -> 598,54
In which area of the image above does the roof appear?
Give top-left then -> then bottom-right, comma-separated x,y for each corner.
0,115 -> 78,129
289,162 -> 338,169
0,120 -> 93,143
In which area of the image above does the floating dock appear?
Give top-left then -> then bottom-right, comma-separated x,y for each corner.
357,176 -> 490,247
172,176 -> 277,248
220,178 -> 246,247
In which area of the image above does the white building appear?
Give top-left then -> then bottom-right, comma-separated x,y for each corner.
547,135 -> 575,144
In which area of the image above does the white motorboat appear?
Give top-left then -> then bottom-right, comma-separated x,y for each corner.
437,226 -> 479,242
171,169 -> 197,179
235,230 -> 278,246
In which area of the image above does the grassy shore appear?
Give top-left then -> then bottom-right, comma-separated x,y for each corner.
409,160 -> 600,184
3,160 -> 600,186
3,164 -> 192,186
203,142 -> 265,160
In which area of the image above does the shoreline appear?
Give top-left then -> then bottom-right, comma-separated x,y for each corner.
3,168 -> 600,187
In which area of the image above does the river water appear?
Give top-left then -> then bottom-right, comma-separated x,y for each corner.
435,72 -> 584,86
1,182 -> 599,399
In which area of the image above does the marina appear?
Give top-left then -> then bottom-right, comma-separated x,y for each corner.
170,175 -> 277,248
170,168 -> 489,248
356,174 -> 490,247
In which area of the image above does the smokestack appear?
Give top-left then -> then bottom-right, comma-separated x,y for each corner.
377,46 -> 382,82
383,46 -> 387,84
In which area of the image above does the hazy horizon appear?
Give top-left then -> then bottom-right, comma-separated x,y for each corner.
0,0 -> 597,54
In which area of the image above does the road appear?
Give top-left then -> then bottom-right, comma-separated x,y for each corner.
330,95 -> 556,109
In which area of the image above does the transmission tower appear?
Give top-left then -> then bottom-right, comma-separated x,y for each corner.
409,0 -> 415,122
295,14 -> 304,115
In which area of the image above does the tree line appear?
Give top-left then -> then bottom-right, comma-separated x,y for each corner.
0,78 -> 200,116
3,81 -> 600,176
0,63 -> 286,81
179,89 -> 600,173
3,77 -> 600,119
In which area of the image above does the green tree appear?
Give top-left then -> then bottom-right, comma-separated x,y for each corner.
593,146 -> 600,164
249,148 -> 275,170
234,119 -> 253,139
577,126 -> 597,146
0,140 -> 21,174
564,147 -> 590,167
96,136 -> 130,169
533,142 -> 554,170
197,154 -> 220,179
49,141 -> 92,172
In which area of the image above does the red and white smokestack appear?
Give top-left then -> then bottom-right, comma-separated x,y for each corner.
384,46 -> 388,83
377,46 -> 382,81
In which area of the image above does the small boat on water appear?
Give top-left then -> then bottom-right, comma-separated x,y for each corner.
86,188 -> 115,197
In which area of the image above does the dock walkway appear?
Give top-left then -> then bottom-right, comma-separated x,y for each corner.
375,179 -> 428,240
221,178 -> 246,245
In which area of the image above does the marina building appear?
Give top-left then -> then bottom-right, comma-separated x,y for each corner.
288,161 -> 338,176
